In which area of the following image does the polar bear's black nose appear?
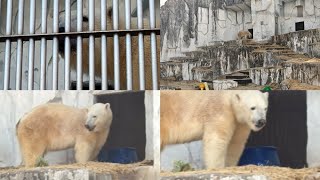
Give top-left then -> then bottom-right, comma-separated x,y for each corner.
59,27 -> 65,33
256,119 -> 266,128
85,124 -> 96,131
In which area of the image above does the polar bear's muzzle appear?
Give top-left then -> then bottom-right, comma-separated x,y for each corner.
85,118 -> 96,131
255,119 -> 266,129
85,123 -> 96,131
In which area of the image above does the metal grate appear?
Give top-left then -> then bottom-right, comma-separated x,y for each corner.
0,0 -> 160,90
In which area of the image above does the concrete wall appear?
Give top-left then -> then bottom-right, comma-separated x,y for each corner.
160,0 -> 320,61
148,90 -> 160,173
0,91 -> 156,168
0,91 -> 94,167
160,91 -> 320,171
279,0 -> 320,35
161,141 -> 204,171
307,91 -> 320,167
251,0 -> 275,40
272,28 -> 320,57
160,0 -> 252,62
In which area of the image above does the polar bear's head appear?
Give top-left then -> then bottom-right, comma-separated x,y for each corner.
85,103 -> 113,132
57,7 -> 113,55
232,91 -> 269,132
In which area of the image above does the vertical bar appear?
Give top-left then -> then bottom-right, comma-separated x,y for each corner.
16,0 -> 24,90
125,0 -> 132,90
64,0 -> 71,90
0,0 -> 2,27
149,0 -> 158,90
137,0 -> 145,90
89,0 -> 95,90
52,0 -> 59,90
113,0 -> 120,90
28,0 -> 36,90
40,0 -> 47,90
4,0 -> 13,90
101,0 -> 108,90
77,0 -> 83,90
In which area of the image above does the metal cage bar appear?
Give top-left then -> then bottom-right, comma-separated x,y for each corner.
64,0 -> 71,90
125,0 -> 133,90
4,0 -> 12,90
0,29 -> 160,42
113,0 -> 120,90
77,0 -> 83,90
101,0 -> 108,90
27,0 -> 36,90
15,0 -> 24,90
149,0 -> 158,90
0,0 -> 160,90
40,0 -> 47,90
89,0 -> 95,90
137,0 -> 145,90
52,0 -> 59,90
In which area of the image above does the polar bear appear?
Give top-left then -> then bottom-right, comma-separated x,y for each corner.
58,5 -> 160,90
237,30 -> 252,40
160,91 -> 269,169
16,103 -> 113,167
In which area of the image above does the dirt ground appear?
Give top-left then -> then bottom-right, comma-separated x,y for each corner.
0,160 -> 153,175
161,165 -> 320,180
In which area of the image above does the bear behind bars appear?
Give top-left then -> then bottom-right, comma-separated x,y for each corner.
16,103 -> 113,167
58,6 -> 160,90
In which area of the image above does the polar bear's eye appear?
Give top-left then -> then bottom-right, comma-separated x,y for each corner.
92,115 -> 97,118
251,107 -> 256,110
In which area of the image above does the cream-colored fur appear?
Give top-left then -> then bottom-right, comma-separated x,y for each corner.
16,103 -> 113,167
59,7 -> 160,90
160,91 -> 269,169
237,30 -> 252,40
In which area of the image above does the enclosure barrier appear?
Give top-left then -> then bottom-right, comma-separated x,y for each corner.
0,0 -> 160,90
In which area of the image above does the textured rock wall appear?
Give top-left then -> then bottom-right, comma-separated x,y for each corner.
160,0 -> 320,62
160,0 -> 251,62
272,29 -> 320,58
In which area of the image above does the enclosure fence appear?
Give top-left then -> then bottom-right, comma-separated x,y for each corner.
0,0 -> 160,90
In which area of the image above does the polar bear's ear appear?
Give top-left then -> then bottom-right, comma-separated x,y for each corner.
263,92 -> 269,99
105,103 -> 111,109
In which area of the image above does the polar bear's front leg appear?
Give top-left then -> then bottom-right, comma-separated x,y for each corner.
203,119 -> 236,169
74,140 -> 95,163
226,124 -> 251,167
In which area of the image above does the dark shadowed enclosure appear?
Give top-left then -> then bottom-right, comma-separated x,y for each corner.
247,90 -> 308,168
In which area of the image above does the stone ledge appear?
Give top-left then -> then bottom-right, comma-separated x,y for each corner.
0,166 -> 157,180
161,173 -> 268,180
212,80 -> 238,90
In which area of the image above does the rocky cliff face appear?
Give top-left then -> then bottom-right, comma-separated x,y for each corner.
160,0 -> 320,90
160,38 -> 320,89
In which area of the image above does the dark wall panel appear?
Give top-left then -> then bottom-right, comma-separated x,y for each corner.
246,91 -> 307,168
95,91 -> 146,161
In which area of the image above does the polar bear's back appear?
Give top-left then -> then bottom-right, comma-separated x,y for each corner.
160,91 -> 234,146
17,103 -> 88,138
161,91 -> 232,121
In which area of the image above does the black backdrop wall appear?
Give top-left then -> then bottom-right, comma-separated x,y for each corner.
246,91 -> 308,168
95,91 -> 146,161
